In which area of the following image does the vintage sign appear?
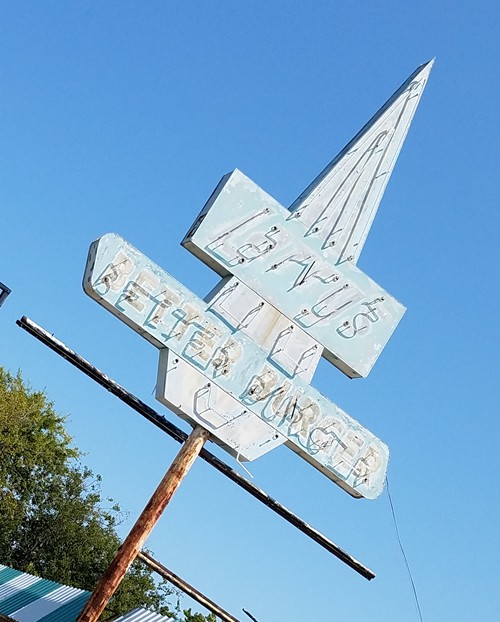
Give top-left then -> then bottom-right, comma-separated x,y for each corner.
84,233 -> 388,498
182,62 -> 434,379
84,60 -> 433,500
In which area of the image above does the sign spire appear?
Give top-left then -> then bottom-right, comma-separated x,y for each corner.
289,60 -> 434,266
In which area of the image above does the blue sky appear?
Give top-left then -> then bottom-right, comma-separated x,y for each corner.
1,2 -> 499,620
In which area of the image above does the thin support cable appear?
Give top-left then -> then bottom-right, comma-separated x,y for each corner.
386,477 -> 424,622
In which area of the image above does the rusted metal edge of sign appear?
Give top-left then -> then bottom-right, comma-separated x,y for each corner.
16,315 -> 376,580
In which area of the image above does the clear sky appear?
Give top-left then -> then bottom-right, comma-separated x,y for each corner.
1,2 -> 499,621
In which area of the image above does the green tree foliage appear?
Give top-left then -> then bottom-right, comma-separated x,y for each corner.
182,610 -> 216,622
0,368 -> 213,622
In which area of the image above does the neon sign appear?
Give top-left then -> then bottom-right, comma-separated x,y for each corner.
84,60 -> 433,500
84,233 -> 388,498
183,169 -> 404,379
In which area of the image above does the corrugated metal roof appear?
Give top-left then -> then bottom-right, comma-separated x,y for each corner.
109,608 -> 173,622
0,567 -> 177,622
0,565 -> 89,622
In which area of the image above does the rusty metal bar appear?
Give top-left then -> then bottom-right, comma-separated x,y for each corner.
138,551 -> 241,622
16,316 -> 375,580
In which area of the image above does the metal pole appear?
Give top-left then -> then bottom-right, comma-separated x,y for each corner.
76,425 -> 210,622
138,551 -> 241,622
0,282 -> 11,308
16,316 -> 375,580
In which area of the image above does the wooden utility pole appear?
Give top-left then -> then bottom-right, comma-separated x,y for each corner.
76,425 -> 210,622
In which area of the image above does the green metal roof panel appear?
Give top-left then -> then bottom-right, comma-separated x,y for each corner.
0,578 -> 61,615
0,566 -> 89,622
0,569 -> 23,586
0,567 -> 174,622
36,592 -> 90,622
110,607 -> 177,622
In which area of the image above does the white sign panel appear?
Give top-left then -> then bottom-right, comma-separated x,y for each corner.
83,62 -> 433,501
84,233 -> 389,498
182,169 -> 405,379
157,350 -> 285,461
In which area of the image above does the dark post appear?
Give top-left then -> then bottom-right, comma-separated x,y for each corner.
0,282 -> 11,308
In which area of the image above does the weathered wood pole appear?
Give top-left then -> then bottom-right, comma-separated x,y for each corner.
76,425 -> 210,622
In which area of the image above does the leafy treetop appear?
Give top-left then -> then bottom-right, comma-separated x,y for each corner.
0,367 -> 215,622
